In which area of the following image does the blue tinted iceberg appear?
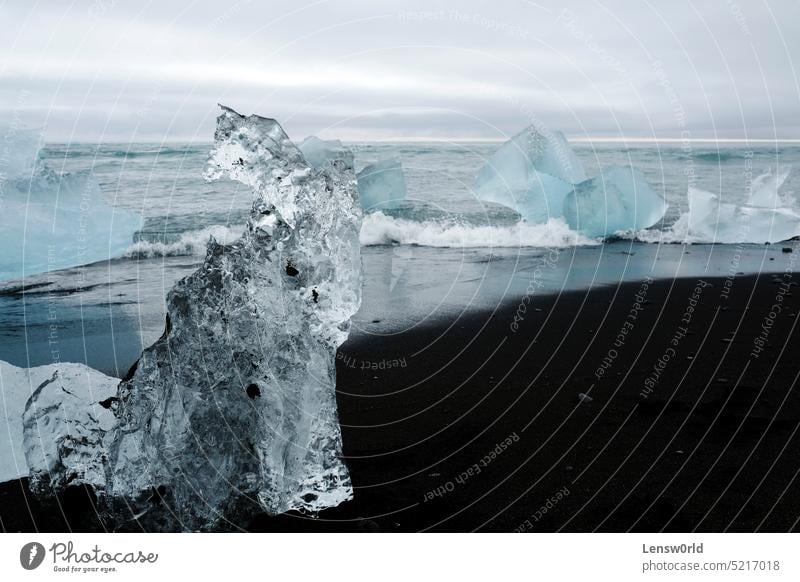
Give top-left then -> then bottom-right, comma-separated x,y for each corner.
299,136 -> 354,169
0,128 -> 143,281
748,166 -> 791,208
357,157 -> 407,210
683,167 -> 800,243
563,166 -> 667,237
473,125 -> 586,223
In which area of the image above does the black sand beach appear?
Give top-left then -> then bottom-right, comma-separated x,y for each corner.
3,270 -> 800,532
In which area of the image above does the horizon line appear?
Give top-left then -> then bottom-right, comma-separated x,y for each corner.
44,136 -> 800,146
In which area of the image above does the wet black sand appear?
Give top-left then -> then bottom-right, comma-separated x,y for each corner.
3,272 -> 800,532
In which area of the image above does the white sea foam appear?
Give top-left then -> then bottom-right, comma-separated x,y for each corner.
130,189 -> 800,254
125,214 -> 599,256
123,224 -> 244,257
359,211 -> 599,248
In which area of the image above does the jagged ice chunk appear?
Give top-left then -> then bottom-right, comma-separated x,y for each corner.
563,166 -> 667,238
299,136 -> 355,170
20,363 -> 118,490
473,125 -> 586,223
21,105 -> 363,530
684,167 -> 800,243
0,128 -> 143,282
356,158 -> 407,210
0,360 -> 116,484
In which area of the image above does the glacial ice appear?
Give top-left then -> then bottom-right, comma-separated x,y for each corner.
20,105 -> 362,530
563,166 -> 667,238
473,126 -> 667,237
748,167 -> 791,208
0,124 -> 41,177
0,360 -> 116,484
299,136 -> 354,170
682,167 -> 800,244
0,128 -> 143,282
473,125 -> 586,223
0,361 -> 39,483
356,158 -> 407,210
299,138 -> 407,211
20,362 -> 118,490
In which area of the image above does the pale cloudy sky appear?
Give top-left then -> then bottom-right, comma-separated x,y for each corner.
1,0 -> 798,142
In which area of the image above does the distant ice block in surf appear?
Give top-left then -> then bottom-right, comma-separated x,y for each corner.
748,166 -> 791,208
0,128 -> 143,282
473,125 -> 586,224
357,158 -> 407,211
474,125 -> 665,238
299,136 -> 355,169
563,166 -> 667,238
682,167 -> 800,243
0,125 -> 42,177
300,137 -> 407,211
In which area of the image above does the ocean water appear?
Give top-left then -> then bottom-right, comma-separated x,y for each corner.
38,141 -> 798,248
1,141 -> 798,376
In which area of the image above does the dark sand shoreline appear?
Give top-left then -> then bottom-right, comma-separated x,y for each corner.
3,272 -> 800,532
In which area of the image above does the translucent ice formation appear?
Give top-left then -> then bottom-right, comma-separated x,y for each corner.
1,360 -> 115,483
19,362 -> 118,489
563,166 -> 667,238
0,124 -> 41,177
0,128 -> 143,281
21,106 -> 362,530
356,158 -> 407,210
473,125 -> 586,223
474,126 -> 666,238
681,167 -> 800,243
299,136 -> 354,169
299,138 -> 407,211
748,167 -> 791,208
0,361 -> 42,483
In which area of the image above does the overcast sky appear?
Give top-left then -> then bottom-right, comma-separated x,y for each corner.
1,0 -> 798,142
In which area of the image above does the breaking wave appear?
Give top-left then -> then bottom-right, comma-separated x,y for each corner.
124,225 -> 244,257
359,212 -> 599,248
124,213 -> 599,257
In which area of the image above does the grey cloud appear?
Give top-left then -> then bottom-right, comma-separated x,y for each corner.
0,0 -> 797,142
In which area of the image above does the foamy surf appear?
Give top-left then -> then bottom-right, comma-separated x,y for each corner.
359,212 -> 599,248
124,214 -> 599,257
124,225 -> 244,257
